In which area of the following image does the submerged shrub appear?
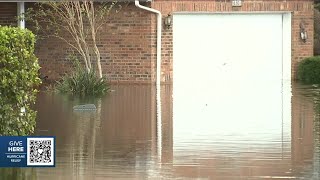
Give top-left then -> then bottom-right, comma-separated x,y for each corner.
297,56 -> 320,84
56,65 -> 110,96
0,26 -> 41,135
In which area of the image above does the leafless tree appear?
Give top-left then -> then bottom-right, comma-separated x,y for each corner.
26,1 -> 122,78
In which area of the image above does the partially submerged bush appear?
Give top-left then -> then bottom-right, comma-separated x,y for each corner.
297,56 -> 320,84
56,65 -> 110,96
0,26 -> 41,135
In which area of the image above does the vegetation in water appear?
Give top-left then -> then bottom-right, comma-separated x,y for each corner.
297,56 -> 320,84
0,26 -> 41,135
0,168 -> 36,180
55,62 -> 110,97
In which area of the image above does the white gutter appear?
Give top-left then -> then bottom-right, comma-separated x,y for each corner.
17,2 -> 25,29
134,0 -> 162,162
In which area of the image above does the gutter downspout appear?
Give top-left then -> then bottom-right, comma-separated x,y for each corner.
17,2 -> 25,29
134,0 -> 162,162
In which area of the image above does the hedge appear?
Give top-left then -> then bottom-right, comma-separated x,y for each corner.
0,26 -> 41,135
297,56 -> 320,84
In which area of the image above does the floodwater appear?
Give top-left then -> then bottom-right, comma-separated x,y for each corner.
1,82 -> 320,179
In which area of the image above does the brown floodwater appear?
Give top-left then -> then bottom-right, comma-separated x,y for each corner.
1,82 -> 320,179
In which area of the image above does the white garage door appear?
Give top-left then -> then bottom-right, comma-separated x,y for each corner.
173,13 -> 292,149
173,13 -> 291,85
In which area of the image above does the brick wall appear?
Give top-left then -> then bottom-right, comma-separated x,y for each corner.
152,0 -> 314,82
0,3 -> 17,26
30,3 -> 156,83
100,4 -> 155,83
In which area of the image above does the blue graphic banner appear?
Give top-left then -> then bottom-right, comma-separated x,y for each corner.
0,136 -> 55,167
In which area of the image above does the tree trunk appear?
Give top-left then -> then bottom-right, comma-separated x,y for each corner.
94,45 -> 102,78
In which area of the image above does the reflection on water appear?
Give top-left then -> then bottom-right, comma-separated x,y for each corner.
1,83 -> 320,179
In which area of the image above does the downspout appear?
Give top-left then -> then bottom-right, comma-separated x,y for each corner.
134,0 -> 162,161
17,2 -> 25,29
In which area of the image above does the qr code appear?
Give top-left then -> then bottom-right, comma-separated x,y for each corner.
27,137 -> 55,166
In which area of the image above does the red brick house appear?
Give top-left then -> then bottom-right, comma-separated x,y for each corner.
0,1 -> 314,84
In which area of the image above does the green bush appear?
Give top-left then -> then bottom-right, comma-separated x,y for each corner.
56,65 -> 110,97
297,56 -> 320,84
0,26 -> 41,135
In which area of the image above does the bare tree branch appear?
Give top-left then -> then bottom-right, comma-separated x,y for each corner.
25,1 -> 121,78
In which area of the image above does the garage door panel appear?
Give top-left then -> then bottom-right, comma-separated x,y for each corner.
174,14 -> 283,87
173,14 -> 291,144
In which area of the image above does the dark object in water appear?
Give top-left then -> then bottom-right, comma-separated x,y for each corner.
40,75 -> 48,81
73,104 -> 97,111
38,70 -> 48,81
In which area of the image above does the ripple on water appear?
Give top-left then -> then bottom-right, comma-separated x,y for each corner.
2,83 -> 320,179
